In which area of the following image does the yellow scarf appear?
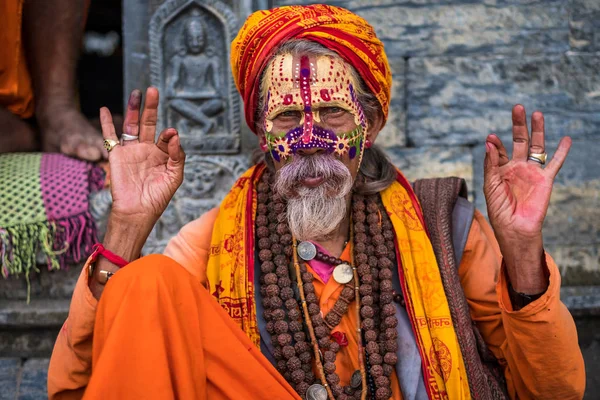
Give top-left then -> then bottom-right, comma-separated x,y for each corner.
206,164 -> 470,399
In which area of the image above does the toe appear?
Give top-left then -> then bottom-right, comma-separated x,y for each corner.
77,143 -> 102,161
59,137 -> 78,157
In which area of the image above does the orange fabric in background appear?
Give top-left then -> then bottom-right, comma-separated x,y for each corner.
83,254 -> 300,400
0,0 -> 34,118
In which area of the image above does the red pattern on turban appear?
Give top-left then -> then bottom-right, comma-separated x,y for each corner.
231,4 -> 392,133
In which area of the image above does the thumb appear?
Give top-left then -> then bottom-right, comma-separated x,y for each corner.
483,141 -> 502,196
166,133 -> 186,178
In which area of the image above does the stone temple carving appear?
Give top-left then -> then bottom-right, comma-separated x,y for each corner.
122,0 -> 272,254
149,0 -> 241,154
143,155 -> 250,254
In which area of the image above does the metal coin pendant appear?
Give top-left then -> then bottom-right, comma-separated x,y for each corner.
350,370 -> 362,389
297,241 -> 317,261
306,384 -> 328,400
332,263 -> 353,284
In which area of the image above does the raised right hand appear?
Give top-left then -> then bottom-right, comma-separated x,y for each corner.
100,87 -> 185,227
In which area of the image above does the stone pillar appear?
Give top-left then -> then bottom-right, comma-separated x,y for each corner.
123,0 -> 272,253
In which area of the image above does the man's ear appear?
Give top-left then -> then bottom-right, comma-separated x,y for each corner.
367,111 -> 385,143
258,132 -> 268,152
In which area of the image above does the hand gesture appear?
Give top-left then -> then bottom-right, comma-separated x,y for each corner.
100,87 -> 185,225
483,105 -> 571,292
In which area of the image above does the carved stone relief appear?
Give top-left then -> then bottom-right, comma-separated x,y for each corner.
149,0 -> 241,154
143,154 -> 250,254
124,0 -> 271,254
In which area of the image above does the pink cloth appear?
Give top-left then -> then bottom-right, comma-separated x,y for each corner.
306,242 -> 337,283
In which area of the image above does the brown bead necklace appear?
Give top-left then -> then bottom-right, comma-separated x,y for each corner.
293,235 -> 367,400
256,170 -> 401,400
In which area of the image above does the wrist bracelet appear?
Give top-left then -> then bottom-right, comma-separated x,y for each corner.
90,243 -> 129,267
87,243 -> 129,284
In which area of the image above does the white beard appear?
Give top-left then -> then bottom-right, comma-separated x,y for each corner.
273,155 -> 353,242
286,186 -> 349,242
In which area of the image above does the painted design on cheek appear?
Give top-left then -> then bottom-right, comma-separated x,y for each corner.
299,55 -> 314,144
334,136 -> 350,156
270,137 -> 291,162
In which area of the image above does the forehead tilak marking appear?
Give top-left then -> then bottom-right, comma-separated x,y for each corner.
299,55 -> 315,144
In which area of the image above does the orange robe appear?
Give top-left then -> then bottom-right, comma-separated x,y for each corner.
0,0 -> 34,118
47,209 -> 585,399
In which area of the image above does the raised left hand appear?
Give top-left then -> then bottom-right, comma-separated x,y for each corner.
483,105 -> 571,292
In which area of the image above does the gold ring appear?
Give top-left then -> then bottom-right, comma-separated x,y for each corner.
103,139 -> 119,152
528,152 -> 547,165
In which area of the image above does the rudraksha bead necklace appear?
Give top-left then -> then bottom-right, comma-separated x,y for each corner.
257,170 -> 402,399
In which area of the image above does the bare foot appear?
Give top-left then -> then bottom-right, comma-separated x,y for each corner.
0,107 -> 39,154
39,107 -> 106,161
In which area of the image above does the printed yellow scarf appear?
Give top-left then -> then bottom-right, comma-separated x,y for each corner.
206,164 -> 470,399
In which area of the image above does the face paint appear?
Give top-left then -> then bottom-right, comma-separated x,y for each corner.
263,53 -> 368,163
265,125 -> 363,162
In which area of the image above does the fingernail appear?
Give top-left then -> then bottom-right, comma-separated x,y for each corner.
128,90 -> 141,108
485,142 -> 492,153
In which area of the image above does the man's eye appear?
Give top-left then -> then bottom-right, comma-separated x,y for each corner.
276,110 -> 301,119
321,107 -> 346,116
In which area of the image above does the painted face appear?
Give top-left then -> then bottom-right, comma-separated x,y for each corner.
262,53 -> 368,166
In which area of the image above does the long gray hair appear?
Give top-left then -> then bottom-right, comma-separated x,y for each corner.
254,39 -> 397,195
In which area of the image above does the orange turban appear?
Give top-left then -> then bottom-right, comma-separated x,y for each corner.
231,4 -> 392,133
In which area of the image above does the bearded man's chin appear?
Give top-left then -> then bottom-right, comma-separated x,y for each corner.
286,195 -> 347,242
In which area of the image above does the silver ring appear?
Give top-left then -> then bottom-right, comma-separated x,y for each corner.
121,133 -> 138,141
527,156 -> 544,165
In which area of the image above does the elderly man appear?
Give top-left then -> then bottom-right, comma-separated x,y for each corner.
48,5 -> 584,400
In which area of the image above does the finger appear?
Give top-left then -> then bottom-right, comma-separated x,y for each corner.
529,111 -> 545,154
100,107 -> 118,141
121,89 -> 142,146
139,87 -> 159,143
545,136 -> 572,179
486,134 -> 510,166
156,128 -> 178,154
512,104 -> 530,161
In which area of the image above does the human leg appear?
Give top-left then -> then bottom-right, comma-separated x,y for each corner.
85,254 -> 298,400
22,0 -> 105,161
0,107 -> 38,153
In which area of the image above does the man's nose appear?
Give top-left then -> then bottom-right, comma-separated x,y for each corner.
296,147 -> 326,156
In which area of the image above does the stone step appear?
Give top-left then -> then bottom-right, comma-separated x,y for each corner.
0,287 -> 598,358
0,300 -> 69,329
0,358 -> 49,400
0,300 -> 68,358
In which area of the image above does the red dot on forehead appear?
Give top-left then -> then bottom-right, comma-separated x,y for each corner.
283,94 -> 293,105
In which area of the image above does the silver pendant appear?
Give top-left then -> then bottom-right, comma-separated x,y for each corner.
350,370 -> 362,389
306,384 -> 328,400
297,241 -> 317,261
333,263 -> 353,284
